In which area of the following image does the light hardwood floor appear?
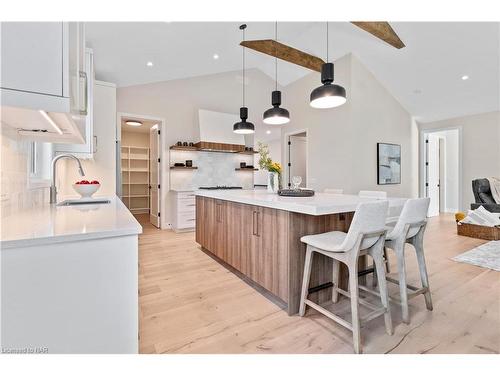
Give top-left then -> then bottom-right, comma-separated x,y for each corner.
136,214 -> 500,354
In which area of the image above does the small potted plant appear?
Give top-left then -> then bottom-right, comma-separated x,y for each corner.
257,142 -> 282,193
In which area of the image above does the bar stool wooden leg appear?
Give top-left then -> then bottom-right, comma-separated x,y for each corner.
299,247 -> 314,317
372,252 -> 393,335
395,243 -> 410,324
332,259 -> 340,303
348,263 -> 362,354
413,239 -> 433,311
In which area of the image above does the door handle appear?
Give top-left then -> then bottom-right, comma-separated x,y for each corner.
252,210 -> 260,237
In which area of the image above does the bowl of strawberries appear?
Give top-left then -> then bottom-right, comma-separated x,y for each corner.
73,180 -> 100,198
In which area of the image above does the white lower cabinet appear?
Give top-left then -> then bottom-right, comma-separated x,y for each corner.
172,191 -> 196,231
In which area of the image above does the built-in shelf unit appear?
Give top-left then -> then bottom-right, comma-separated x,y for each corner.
121,145 -> 150,213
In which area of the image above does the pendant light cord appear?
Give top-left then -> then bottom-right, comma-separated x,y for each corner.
242,26 -> 245,107
326,21 -> 329,62
275,21 -> 278,91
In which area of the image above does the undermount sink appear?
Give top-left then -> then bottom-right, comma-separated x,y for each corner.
56,198 -> 111,206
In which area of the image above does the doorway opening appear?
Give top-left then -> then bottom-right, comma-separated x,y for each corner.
286,130 -> 308,189
117,113 -> 164,228
422,128 -> 460,217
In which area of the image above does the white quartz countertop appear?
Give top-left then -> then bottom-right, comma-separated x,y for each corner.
1,195 -> 142,249
195,190 -> 407,216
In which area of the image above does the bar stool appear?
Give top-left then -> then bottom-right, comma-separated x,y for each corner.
384,197 -> 433,324
299,201 -> 393,354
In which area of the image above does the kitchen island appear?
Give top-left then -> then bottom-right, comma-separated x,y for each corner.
1,196 -> 141,353
195,190 -> 405,315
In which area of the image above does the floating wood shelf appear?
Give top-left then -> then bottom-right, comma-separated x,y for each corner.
170,143 -> 256,155
235,168 -> 258,171
170,145 -> 199,151
170,166 -> 198,170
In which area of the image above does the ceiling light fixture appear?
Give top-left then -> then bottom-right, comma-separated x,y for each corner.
266,130 -> 271,134
233,24 -> 255,135
125,120 -> 143,127
461,75 -> 469,80
310,22 -> 347,109
39,110 -> 63,135
146,61 -> 153,67
263,22 -> 290,125
213,54 -> 219,60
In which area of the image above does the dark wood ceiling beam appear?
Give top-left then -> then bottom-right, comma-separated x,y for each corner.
351,21 -> 405,49
240,40 -> 325,72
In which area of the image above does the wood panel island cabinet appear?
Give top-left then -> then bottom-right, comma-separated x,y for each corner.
196,191 -> 406,315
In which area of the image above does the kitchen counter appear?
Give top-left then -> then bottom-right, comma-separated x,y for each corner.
195,189 -> 406,215
195,191 -> 407,315
1,194 -> 140,353
0,195 -> 142,249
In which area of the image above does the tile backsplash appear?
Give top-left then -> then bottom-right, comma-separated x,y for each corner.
0,125 -> 49,216
169,150 -> 255,190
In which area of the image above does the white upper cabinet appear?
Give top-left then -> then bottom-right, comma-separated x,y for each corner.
1,22 -> 64,96
0,22 -> 88,144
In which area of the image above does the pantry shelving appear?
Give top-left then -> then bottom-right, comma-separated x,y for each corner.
121,145 -> 150,214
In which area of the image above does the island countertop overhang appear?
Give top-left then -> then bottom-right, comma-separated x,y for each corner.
195,190 -> 406,216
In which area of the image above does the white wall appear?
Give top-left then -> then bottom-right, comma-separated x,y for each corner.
117,69 -> 279,226
418,111 -> 500,211
281,54 -> 415,197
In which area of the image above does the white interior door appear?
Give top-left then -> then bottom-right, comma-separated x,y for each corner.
149,127 -> 160,228
427,134 -> 440,217
288,134 -> 307,188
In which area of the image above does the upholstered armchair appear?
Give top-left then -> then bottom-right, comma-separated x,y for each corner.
471,179 -> 500,213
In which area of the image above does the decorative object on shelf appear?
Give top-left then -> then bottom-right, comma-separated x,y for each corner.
188,142 -> 194,146
185,160 -> 193,167
377,142 -> 401,185
174,162 -> 185,167
233,24 -> 255,135
182,141 -> 188,146
263,22 -> 290,125
257,141 -> 282,193
278,189 -> 315,197
310,22 -> 347,109
176,141 -> 182,146
240,162 -> 246,168
291,175 -> 302,190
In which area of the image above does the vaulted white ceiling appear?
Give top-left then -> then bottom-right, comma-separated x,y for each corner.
86,22 -> 499,122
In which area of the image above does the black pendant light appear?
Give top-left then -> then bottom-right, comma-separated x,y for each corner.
310,22 -> 347,109
233,24 -> 255,135
263,22 -> 290,125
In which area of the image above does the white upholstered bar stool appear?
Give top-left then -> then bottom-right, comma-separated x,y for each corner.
324,188 -> 344,194
383,197 -> 433,324
299,201 -> 393,354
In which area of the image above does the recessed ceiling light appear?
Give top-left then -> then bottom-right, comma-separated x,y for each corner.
213,54 -> 219,60
125,120 -> 143,127
146,61 -> 153,67
461,75 -> 469,80
266,130 -> 271,134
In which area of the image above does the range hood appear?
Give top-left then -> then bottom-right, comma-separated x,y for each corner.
197,109 -> 253,152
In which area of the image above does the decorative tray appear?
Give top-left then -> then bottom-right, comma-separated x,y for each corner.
278,189 -> 315,197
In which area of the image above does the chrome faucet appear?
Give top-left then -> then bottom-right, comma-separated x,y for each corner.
50,154 -> 85,204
